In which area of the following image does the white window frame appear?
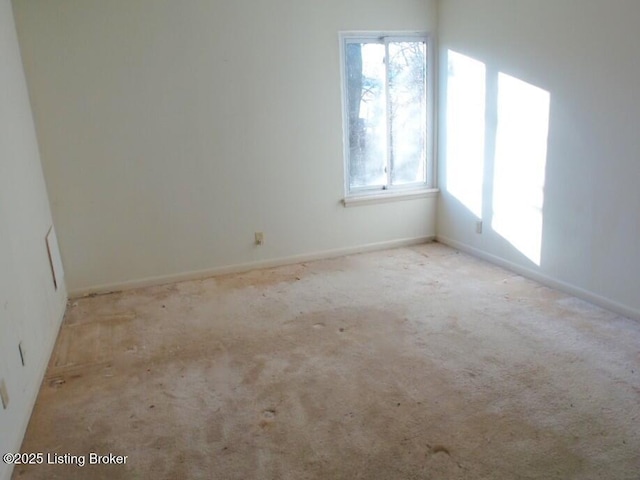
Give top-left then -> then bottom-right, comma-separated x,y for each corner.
339,31 -> 437,205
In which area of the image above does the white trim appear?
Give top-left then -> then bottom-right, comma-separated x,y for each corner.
343,188 -> 438,207
436,235 -> 640,322
426,32 -> 437,188
339,33 -> 349,196
69,236 -> 436,298
384,38 -> 392,189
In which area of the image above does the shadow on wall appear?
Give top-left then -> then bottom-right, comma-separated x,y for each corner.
442,49 -> 551,268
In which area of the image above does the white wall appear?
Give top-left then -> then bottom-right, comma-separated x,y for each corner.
0,1 -> 67,478
437,0 -> 640,318
12,0 -> 438,295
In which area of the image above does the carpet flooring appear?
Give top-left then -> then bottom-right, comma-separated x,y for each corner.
13,243 -> 640,479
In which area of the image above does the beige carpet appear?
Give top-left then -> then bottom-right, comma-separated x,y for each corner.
13,243 -> 640,479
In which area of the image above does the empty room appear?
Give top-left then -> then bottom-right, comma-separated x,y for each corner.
1,0 -> 639,478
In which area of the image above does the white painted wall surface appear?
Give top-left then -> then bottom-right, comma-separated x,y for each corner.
12,0 -> 438,294
0,1 -> 67,478
437,0 -> 640,318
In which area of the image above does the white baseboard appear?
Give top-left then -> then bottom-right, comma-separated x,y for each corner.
70,236 -> 435,298
436,235 -> 640,322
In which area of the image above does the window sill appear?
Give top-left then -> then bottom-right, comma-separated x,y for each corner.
342,188 -> 439,207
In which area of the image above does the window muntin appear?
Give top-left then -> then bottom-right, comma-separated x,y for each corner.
342,34 -> 430,195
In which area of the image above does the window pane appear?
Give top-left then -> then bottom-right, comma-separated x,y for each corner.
346,42 -> 387,189
388,41 -> 426,186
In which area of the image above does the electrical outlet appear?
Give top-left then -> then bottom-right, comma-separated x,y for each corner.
476,220 -> 483,234
19,342 -> 25,366
0,379 -> 8,410
255,232 -> 264,245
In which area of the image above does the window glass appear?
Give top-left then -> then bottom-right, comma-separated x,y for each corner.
344,35 -> 429,194
346,42 -> 387,188
388,41 -> 426,186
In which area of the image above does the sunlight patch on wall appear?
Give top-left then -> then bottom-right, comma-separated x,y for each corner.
444,50 -> 486,218
492,73 -> 550,266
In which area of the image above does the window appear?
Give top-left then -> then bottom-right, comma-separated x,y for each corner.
341,33 -> 433,199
